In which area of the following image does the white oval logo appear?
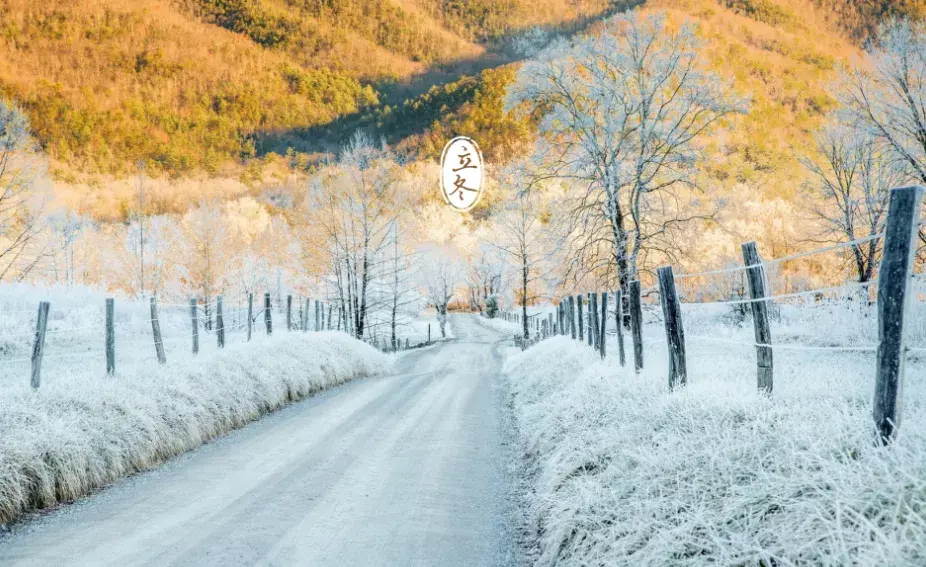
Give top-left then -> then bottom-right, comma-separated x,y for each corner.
440,136 -> 484,212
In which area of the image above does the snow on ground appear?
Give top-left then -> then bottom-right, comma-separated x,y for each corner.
0,315 -> 514,566
0,329 -> 390,527
476,315 -> 522,336
506,302 -> 926,566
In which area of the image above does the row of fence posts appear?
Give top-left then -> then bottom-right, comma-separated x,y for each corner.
25,292 -> 332,390
542,185 -> 924,445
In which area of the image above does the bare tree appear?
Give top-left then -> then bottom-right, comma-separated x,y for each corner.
837,19 -> 926,183
800,123 -> 907,282
467,243 -> 506,314
421,245 -> 462,338
487,190 -> 551,339
132,160 -> 149,297
307,131 -> 402,340
0,101 -> 47,281
836,18 -> 926,250
506,10 -> 748,295
174,201 -> 233,329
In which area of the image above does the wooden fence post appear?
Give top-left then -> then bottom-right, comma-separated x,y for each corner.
577,294 -> 584,342
247,293 -> 253,341
216,295 -> 225,348
286,295 -> 292,332
629,280 -> 644,372
590,292 -> 600,352
264,293 -> 272,335
874,185 -> 924,443
31,301 -> 50,389
742,241 -> 773,393
600,292 -> 608,359
658,267 -> 686,389
568,296 -> 576,339
428,324 -> 431,343
106,298 -> 115,374
190,298 -> 199,354
615,290 -> 626,367
150,297 -> 167,365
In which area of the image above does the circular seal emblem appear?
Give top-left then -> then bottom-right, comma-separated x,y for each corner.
440,136 -> 484,212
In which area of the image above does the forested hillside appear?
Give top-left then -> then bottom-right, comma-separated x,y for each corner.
0,0 -> 922,187
0,0 -> 610,177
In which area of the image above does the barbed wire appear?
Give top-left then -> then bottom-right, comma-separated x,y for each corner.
679,280 -> 876,307
686,334 -> 878,352
674,232 -> 886,280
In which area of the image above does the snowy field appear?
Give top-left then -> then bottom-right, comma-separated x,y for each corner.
0,284 -> 392,527
506,300 -> 926,566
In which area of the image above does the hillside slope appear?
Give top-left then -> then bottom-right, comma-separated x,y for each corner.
0,0 -> 610,177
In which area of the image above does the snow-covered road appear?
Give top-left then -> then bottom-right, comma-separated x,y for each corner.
0,315 -> 516,566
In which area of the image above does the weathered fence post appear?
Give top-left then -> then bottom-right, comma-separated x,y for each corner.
742,241 -> 773,393
264,293 -> 272,335
428,324 -> 431,343
216,295 -> 225,348
658,267 -> 686,389
615,290 -> 626,367
106,298 -> 115,374
190,298 -> 199,354
629,280 -> 644,372
577,294 -> 584,342
302,296 -> 309,332
600,291 -> 608,359
31,301 -> 50,388
150,297 -> 167,364
874,185 -> 924,444
246,293 -> 253,341
286,295 -> 293,332
568,296 -> 576,339
590,292 -> 600,352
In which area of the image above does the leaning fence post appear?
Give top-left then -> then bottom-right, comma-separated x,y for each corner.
658,267 -> 686,389
31,301 -> 50,389
629,281 -> 644,371
600,291 -> 608,359
742,241 -> 773,393
150,297 -> 167,364
265,293 -> 273,335
106,298 -> 115,374
216,295 -> 225,348
615,290 -> 626,367
873,185 -> 924,444
190,298 -> 199,354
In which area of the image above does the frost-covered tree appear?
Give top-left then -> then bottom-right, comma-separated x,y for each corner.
307,131 -> 403,340
837,19 -> 926,184
800,123 -> 907,282
420,245 -> 462,338
0,101 -> 47,281
487,190 -> 551,339
174,201 -> 234,328
506,10 -> 747,295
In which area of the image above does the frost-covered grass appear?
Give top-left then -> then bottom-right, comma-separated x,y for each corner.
506,330 -> 926,566
0,330 -> 391,527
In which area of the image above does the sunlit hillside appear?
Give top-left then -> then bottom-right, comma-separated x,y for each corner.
0,0 -> 610,178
